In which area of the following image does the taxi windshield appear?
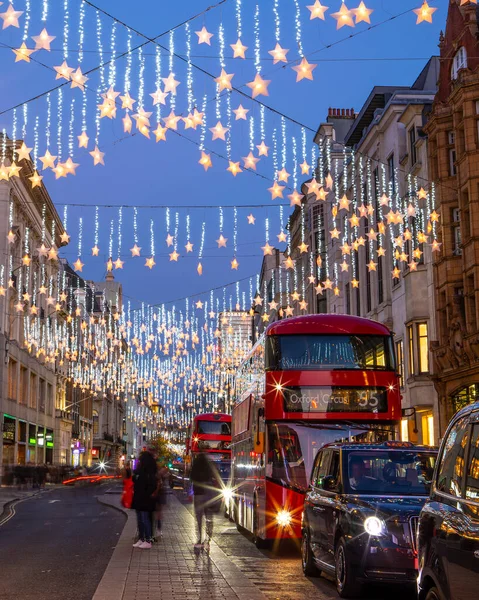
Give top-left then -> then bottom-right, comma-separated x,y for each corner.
346,450 -> 437,496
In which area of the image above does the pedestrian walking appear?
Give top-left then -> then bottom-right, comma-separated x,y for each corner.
153,464 -> 169,539
131,451 -> 158,549
190,453 -> 220,552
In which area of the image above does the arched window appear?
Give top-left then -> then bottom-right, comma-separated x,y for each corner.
92,410 -> 99,436
451,47 -> 467,80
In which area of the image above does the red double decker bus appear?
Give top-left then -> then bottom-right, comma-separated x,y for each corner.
184,413 -> 232,487
231,315 -> 401,547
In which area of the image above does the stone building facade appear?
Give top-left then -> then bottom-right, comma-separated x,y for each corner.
425,0 -> 479,432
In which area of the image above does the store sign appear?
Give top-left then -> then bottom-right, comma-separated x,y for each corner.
46,433 -> 54,448
37,432 -> 45,447
29,438 -> 36,445
2,419 -> 15,443
91,448 -> 99,458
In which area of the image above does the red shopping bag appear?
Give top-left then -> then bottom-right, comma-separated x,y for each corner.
121,477 -> 134,509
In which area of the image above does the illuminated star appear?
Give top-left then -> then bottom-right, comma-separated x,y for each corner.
247,214 -> 256,225
0,4 -> 23,29
268,182 -> 285,199
192,109 -> 204,126
392,267 -> 401,279
169,250 -> 180,262
52,162 -> 67,179
277,231 -> 287,243
162,73 -> 180,95
331,2 -> 355,28
114,258 -> 124,269
413,1 -> 437,24
230,38 -> 248,58
78,131 -> 89,148
151,124 -> 166,143
417,187 -> 428,199
22,254 -> 31,267
277,168 -> 290,182
367,260 -> 377,272
70,67 -> 88,90
339,195 -> 352,210
199,151 -> 212,171
308,1 -> 329,19
64,157 -> 79,175
215,68 -> 234,91
145,257 -> 156,269
195,26 -> 214,45
298,242 -> 309,254
166,234 -> 174,247
163,110 -> 181,130
227,161 -> 242,176
340,261 -> 349,272
231,258 -> 239,270
130,244 -> 141,257
36,244 -> 48,257
268,43 -> 289,64
431,239 -> 442,252
330,228 -> 340,239
54,60 -> 74,81
292,57 -> 317,82
216,234 -> 228,248
15,301 -> 24,313
254,295 -> 263,306
284,306 -> 294,317
210,121 -> 229,141
16,142 -> 32,161
91,245 -> 100,257
48,247 -> 58,261
29,171 -> 43,188
285,257 -> 295,269
246,73 -> 271,98
256,141 -> 269,156
352,1 -> 373,23
367,228 -> 378,242
288,190 -> 303,206
300,161 -> 310,175
196,300 -> 204,309
120,92 -> 136,110
60,231 -> 70,245
31,28 -> 55,51
73,258 -> 84,272
8,161 -> 21,178
123,113 -> 132,133
261,242 -> 273,256
242,152 -> 260,170
150,88 -> 169,106
185,241 -> 194,253
13,43 -> 35,63
89,146 -> 105,166
233,104 -> 249,120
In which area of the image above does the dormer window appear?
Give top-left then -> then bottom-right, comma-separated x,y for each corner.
451,47 -> 467,80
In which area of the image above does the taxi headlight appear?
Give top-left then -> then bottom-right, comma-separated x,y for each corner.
222,487 -> 233,503
364,516 -> 385,536
276,509 -> 292,527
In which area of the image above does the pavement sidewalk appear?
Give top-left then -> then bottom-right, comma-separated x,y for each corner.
94,491 -> 267,600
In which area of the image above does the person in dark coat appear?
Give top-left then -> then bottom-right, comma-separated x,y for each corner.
131,452 -> 158,549
190,453 -> 220,552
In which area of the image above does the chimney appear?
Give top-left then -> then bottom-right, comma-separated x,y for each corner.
327,108 -> 356,121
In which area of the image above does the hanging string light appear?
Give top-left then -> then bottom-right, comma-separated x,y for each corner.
292,136 -> 297,191
236,0 -> 242,37
185,22 -> 194,114
169,30 -> 175,111
155,44 -> 162,121
273,0 -> 281,41
92,205 -> 99,255
68,97 -> 75,158
249,113 -> 254,152
42,0 -> 48,22
254,5 -> 261,72
108,21 -> 117,88
199,94 -> 207,151
22,0 -> 31,42
63,0 -> 69,59
198,221 -> 206,275
292,0 -> 304,56
57,88 -> 63,160
138,45 -> 145,108
46,92 -> 51,149
125,28 -> 132,93
33,115 -> 39,168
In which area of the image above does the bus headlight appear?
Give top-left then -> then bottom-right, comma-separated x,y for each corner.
276,509 -> 292,528
364,516 -> 385,536
222,487 -> 233,503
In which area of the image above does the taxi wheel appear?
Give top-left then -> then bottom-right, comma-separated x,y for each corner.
425,588 -> 441,600
301,529 -> 320,577
335,538 -> 361,598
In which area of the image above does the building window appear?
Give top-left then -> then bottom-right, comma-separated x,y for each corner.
421,413 -> 435,446
451,46 -> 467,80
93,410 -> 99,436
466,275 -> 476,331
387,154 -> 396,196
407,325 -> 414,377
401,419 -> 409,442
345,283 -> 351,315
19,366 -> 28,405
396,340 -> 404,388
452,208 -> 462,255
8,358 -> 17,401
39,378 -> 46,413
30,373 -> 37,408
417,322 -> 429,373
409,127 -> 417,166
449,147 -> 457,176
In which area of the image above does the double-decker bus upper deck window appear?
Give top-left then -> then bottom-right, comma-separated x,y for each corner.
265,334 -> 395,371
196,421 -> 231,436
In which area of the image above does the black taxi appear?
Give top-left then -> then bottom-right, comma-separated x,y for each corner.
301,441 -> 438,598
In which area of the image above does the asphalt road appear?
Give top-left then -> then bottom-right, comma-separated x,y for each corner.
0,484 -> 126,600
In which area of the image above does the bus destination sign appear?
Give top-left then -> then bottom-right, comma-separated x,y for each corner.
283,386 -> 388,413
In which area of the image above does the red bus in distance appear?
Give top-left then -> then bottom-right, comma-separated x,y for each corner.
231,314 -> 401,547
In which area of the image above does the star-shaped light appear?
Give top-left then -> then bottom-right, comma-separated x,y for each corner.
230,38 -> 247,58
431,239 -> 442,252
16,142 -> 32,161
78,131 -> 89,148
197,262 -> 203,276
254,295 -> 263,307
150,88 -> 168,106
268,182 -> 285,199
413,1 -> 437,24
169,250 -> 180,262
417,187 -> 428,199
392,267 -> 401,279
60,231 -> 70,245
233,104 -> 249,120
227,161 -> 242,176
331,2 -> 355,28
242,152 -> 260,170
145,257 -> 156,269
152,124 -> 167,143
31,28 -> 55,51
215,68 -> 234,91
130,244 -> 141,257
247,214 -> 256,225
48,246 -> 58,261
54,60 -> 74,81
277,168 -> 290,183
261,242 -> 274,256
247,73 -> 271,98
277,231 -> 287,243
307,1 -> 329,19
36,244 -> 48,257
8,161 -> 21,178
352,1 -> 373,23
114,258 -> 124,269
71,67 -> 88,90
0,164 -> 9,181
29,171 -> 43,188
339,195 -> 351,210
195,26 -> 213,45
199,151 -> 212,171
367,260 -> 377,272
185,241 -> 194,253
231,258 -> 239,270
162,73 -> 180,94
22,254 -> 31,267
38,285 -> 47,295
216,234 -> 228,248
13,43 -> 35,63
268,43 -> 289,64
123,113 -> 132,133
256,141 -> 269,156
73,258 -> 84,272
300,160 -> 310,175
210,121 -> 229,141
64,157 -> 79,175
285,256 -> 295,269
89,146 -> 105,166
15,301 -> 24,313
120,92 -> 136,110
164,110 -> 181,130
92,245 -> 100,256
298,242 -> 309,254
166,234 -> 174,247
1,4 -> 23,29
292,57 -> 317,82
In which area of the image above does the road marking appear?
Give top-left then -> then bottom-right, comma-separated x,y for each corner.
48,500 -> 60,504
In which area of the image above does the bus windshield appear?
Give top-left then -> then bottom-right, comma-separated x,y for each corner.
267,423 -> 392,493
195,421 -> 231,436
265,334 -> 395,371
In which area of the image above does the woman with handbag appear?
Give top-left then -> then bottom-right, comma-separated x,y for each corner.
131,452 -> 158,549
